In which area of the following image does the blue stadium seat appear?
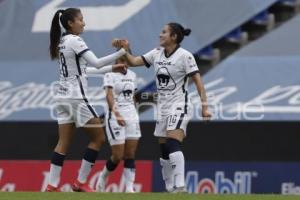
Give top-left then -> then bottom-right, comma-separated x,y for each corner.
225,27 -> 243,41
252,10 -> 270,24
279,0 -> 298,6
194,45 -> 220,64
278,0 -> 300,11
224,27 -> 248,45
250,10 -> 275,30
195,45 -> 215,58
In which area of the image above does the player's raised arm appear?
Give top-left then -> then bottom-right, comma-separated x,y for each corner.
82,48 -> 127,69
86,64 -> 127,75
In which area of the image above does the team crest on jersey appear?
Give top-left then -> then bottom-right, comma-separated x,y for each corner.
156,67 -> 176,90
122,83 -> 133,99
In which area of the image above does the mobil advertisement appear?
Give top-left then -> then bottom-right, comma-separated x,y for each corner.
3,160 -> 300,193
0,160 -> 152,192
152,161 -> 300,194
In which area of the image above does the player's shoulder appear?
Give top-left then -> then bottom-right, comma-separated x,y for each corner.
127,69 -> 136,76
150,47 -> 164,53
127,70 -> 137,79
178,47 -> 192,55
104,72 -> 114,79
178,47 -> 194,59
66,34 -> 84,43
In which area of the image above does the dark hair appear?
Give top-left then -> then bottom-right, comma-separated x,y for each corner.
49,8 -> 81,59
167,22 -> 191,44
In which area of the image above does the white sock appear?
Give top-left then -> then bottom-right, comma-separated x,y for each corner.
77,159 -> 94,183
123,168 -> 135,192
102,166 -> 112,178
160,158 -> 174,191
48,164 -> 62,187
169,151 -> 185,188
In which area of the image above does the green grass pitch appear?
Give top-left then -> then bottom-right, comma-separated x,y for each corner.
1,193 -> 300,200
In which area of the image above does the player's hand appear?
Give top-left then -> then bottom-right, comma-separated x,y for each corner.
112,38 -> 129,51
115,112 -> 126,126
112,63 -> 127,74
202,108 -> 212,121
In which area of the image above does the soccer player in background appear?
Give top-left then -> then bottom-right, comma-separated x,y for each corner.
46,8 -> 127,192
87,56 -> 141,193
113,22 -> 211,192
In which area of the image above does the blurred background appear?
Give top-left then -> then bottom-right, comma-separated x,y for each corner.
1,0 -> 300,193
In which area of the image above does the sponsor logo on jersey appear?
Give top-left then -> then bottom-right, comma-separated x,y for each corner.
156,61 -> 172,66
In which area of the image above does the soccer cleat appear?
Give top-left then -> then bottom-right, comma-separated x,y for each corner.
125,187 -> 136,193
95,171 -> 106,192
170,186 -> 188,193
45,184 -> 60,192
71,180 -> 95,192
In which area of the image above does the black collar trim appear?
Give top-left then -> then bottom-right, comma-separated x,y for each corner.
164,45 -> 180,58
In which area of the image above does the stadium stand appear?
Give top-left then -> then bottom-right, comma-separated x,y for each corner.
140,0 -> 300,121
0,0 -> 280,121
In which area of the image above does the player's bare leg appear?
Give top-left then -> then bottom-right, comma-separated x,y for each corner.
72,118 -> 105,192
47,123 -> 76,191
96,144 -> 124,192
123,139 -> 139,193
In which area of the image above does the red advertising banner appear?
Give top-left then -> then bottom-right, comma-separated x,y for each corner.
0,160 -> 152,192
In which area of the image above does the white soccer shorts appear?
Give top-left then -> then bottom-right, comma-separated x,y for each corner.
105,107 -> 141,146
154,104 -> 192,138
54,99 -> 98,127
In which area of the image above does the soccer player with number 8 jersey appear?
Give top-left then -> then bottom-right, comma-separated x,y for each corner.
46,8 -> 127,192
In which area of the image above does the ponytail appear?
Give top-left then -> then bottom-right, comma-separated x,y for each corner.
49,10 -> 64,60
183,28 -> 191,36
49,8 -> 81,60
168,22 -> 192,44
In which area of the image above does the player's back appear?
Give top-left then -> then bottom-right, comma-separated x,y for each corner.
58,34 -> 89,79
55,34 -> 90,99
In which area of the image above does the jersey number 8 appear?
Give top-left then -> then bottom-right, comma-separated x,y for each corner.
60,53 -> 68,77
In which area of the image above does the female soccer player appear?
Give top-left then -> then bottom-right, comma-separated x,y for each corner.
86,56 -> 141,193
113,22 -> 211,192
46,8 -> 127,192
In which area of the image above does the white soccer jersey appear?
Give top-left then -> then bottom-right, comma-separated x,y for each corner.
104,69 -> 140,145
142,46 -> 199,115
55,33 -> 90,99
103,69 -> 137,106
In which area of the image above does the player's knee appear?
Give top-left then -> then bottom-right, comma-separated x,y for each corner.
165,138 -> 181,154
55,140 -> 71,153
111,154 -> 123,163
124,146 -> 136,159
90,137 -> 104,149
124,151 -> 135,159
106,158 -> 119,171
